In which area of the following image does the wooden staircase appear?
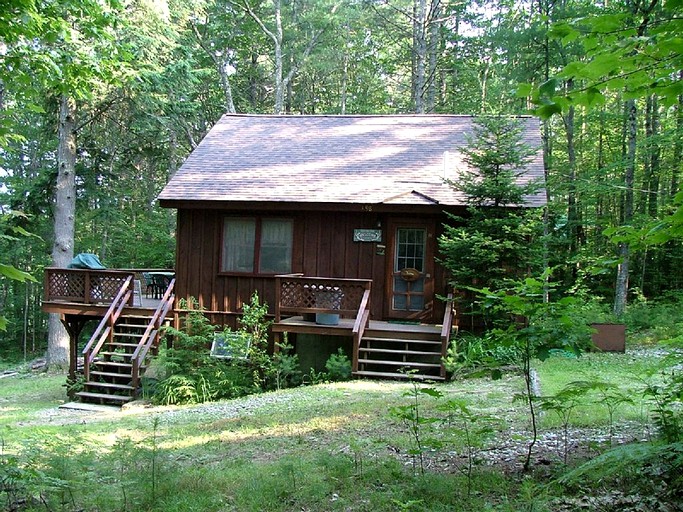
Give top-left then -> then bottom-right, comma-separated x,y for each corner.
354,323 -> 446,381
76,275 -> 174,406
77,316 -> 153,405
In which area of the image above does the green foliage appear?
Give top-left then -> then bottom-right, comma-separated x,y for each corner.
622,292 -> 683,341
324,347 -> 352,381
526,0 -> 683,118
443,331 -> 523,378
153,298 -> 258,405
153,293 -> 305,405
537,381 -> 595,464
272,341 -> 302,391
478,275 -> 595,361
390,381 -> 444,475
472,273 -> 595,470
238,291 -> 272,348
439,116 -> 543,325
390,380 -> 501,496
439,398 -> 499,498
559,442 -> 683,505
642,359 -> 683,444
0,212 -> 38,332
452,116 -> 541,208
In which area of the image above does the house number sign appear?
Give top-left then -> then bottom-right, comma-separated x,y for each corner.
353,229 -> 382,243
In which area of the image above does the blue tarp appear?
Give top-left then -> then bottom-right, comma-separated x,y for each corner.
67,253 -> 106,270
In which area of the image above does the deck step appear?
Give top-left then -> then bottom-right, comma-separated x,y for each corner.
84,381 -> 135,391
353,370 -> 444,381
359,347 -> 440,356
75,391 -> 133,403
362,336 -> 441,346
107,342 -> 140,348
93,361 -> 133,369
357,359 -> 441,369
90,371 -> 135,379
100,351 -> 134,359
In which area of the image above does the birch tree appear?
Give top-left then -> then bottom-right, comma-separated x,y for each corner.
230,0 -> 336,114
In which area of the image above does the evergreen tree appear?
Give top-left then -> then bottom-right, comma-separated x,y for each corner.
439,116 -> 543,328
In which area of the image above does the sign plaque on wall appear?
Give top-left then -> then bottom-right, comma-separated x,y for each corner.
353,229 -> 382,243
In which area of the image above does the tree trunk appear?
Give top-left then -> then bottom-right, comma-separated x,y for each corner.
671,74 -> 683,198
190,20 -> 236,114
648,95 -> 660,216
218,63 -> 237,114
425,0 -> 440,112
413,0 -> 427,113
340,45 -> 348,114
614,99 -> 637,317
47,94 -> 77,368
565,101 -> 580,256
273,0 -> 285,114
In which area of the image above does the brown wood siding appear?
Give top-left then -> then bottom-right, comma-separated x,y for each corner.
174,208 -> 458,329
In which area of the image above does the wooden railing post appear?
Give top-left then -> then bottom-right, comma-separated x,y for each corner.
351,285 -> 372,374
439,292 -> 455,379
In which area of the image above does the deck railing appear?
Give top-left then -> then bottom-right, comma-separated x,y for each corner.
81,275 -> 135,381
44,268 -> 137,305
274,275 -> 372,361
274,275 -> 373,321
131,278 -> 175,391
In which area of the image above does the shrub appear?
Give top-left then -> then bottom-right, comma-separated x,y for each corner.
152,293 -> 307,405
153,298 -> 263,405
443,331 -> 522,378
325,348 -> 352,381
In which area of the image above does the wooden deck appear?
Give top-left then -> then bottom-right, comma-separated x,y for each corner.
42,296 -> 163,317
275,316 -> 441,337
272,275 -> 453,380
42,268 -> 176,404
42,267 -> 172,317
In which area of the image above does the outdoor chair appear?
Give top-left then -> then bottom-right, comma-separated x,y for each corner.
142,272 -> 154,298
151,274 -> 168,299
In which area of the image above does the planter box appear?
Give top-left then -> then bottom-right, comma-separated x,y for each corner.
590,323 -> 626,353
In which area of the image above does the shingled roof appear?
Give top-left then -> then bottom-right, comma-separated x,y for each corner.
158,114 -> 545,209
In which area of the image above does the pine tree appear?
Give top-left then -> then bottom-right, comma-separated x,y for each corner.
439,116 -> 543,328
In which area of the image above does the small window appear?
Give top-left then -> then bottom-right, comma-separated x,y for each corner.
211,332 -> 251,360
221,218 -> 293,274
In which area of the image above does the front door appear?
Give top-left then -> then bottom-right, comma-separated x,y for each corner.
385,220 -> 435,322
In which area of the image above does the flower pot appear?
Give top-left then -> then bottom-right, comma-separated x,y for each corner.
590,323 -> 626,353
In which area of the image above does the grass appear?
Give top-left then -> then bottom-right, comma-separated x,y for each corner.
0,347 -> 679,511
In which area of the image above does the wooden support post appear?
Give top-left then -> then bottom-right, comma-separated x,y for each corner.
61,315 -> 91,399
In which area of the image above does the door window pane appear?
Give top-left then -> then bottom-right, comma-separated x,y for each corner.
395,228 -> 425,272
409,294 -> 424,310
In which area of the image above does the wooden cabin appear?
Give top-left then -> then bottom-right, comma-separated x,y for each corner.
158,114 -> 545,380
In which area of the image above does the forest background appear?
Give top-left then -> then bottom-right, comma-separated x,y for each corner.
0,0 -> 681,363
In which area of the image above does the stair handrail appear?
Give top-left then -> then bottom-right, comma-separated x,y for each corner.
82,275 -> 134,381
351,286 -> 372,374
130,278 -> 175,393
439,292 -> 456,379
